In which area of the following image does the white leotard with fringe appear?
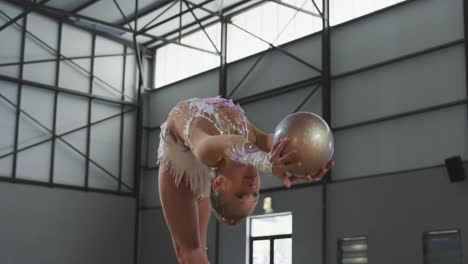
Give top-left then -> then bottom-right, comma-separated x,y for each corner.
157,97 -> 250,199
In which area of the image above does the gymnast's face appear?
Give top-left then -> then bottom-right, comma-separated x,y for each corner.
213,160 -> 260,218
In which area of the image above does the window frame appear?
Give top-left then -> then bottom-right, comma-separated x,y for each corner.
248,212 -> 293,264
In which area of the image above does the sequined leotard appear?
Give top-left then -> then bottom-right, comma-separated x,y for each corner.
158,97 -> 250,199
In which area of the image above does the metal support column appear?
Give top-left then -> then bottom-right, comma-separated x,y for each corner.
12,9 -> 28,181
321,0 -> 331,263
215,14 -> 228,264
219,18 -> 228,97
85,34 -> 96,190
118,45 -> 128,192
464,0 -> 468,130
49,21 -> 62,185
133,0 -> 144,262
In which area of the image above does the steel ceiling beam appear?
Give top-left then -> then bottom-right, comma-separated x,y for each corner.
116,0 -> 174,26
70,0 -> 102,13
269,0 -> 321,18
0,0 -> 50,32
137,0 -> 215,34
3,0 -> 143,49
145,0 -> 265,48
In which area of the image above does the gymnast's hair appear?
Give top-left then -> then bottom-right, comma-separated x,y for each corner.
210,176 -> 248,226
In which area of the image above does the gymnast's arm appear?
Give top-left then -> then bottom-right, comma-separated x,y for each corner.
189,121 -> 300,176
246,120 -> 274,153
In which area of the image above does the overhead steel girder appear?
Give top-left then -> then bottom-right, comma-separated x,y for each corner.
116,0 -> 174,26
139,0 -> 178,32
0,9 -> 133,101
145,0 -> 266,48
3,0 -> 142,49
136,0 -> 216,34
31,1 -> 217,55
229,21 -> 322,72
0,0 -> 51,32
182,0 -> 220,54
4,0 -> 215,55
71,0 -> 102,13
186,0 -> 217,16
269,0 -> 321,18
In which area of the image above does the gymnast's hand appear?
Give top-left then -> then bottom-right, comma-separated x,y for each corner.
268,137 -> 303,187
302,161 -> 335,182
269,138 -> 335,187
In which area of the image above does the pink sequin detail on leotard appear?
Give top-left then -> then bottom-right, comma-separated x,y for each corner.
157,97 -> 250,199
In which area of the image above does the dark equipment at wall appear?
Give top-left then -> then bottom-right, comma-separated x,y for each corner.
444,156 -> 466,182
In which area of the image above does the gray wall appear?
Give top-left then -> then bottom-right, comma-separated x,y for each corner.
0,2 -> 139,264
0,182 -> 136,264
142,0 -> 467,263
139,209 -> 217,264
328,164 -> 468,264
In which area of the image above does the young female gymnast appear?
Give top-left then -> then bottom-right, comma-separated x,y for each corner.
158,97 -> 334,264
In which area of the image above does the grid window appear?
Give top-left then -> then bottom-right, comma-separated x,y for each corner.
228,0 -> 322,63
423,230 -> 462,264
338,236 -> 368,264
153,0 -> 410,85
249,213 -> 293,264
331,0 -> 407,26
154,23 -> 221,88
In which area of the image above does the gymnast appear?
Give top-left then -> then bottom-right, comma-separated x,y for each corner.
157,96 -> 334,264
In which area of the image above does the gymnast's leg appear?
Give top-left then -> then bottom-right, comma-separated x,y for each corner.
158,165 -> 209,264
198,198 -> 212,262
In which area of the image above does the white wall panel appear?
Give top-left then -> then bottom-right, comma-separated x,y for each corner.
0,156 -> 12,176
0,2 -> 22,17
23,61 -> 56,86
18,86 -> 54,149
56,93 -> 88,134
124,53 -> 136,100
17,141 -> 51,182
0,11 -> 22,78
0,81 -> 17,157
89,115 -> 120,190
59,58 -> 91,93
89,161 -> 119,190
60,129 -> 87,160
61,24 -> 92,57
53,140 -> 86,186
93,56 -> 124,99
0,65 -> 20,78
0,82 -> 17,176
333,105 -> 468,181
95,35 -> 124,55
331,0 -> 464,75
91,100 -> 121,122
89,102 -> 121,190
24,13 -> 58,61
332,44 -> 466,127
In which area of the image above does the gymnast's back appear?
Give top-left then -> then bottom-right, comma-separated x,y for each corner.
164,97 -> 252,149
158,97 -> 254,199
